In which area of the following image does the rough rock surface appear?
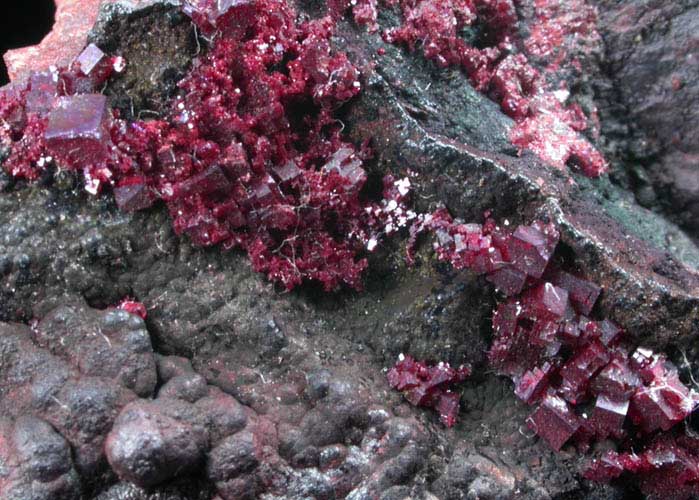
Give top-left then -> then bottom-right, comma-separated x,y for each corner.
0,0 -> 698,499
592,0 -> 699,239
4,0 -> 101,83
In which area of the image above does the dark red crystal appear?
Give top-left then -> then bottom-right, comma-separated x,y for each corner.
26,71 -> 58,115
528,392 -> 580,451
584,434 -> 699,500
387,354 -> 471,427
547,269 -> 601,316
588,394 -> 628,439
44,94 -> 111,171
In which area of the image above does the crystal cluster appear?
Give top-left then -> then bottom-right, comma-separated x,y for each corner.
387,354 -> 471,427
584,434 -> 699,499
423,211 -> 698,441
0,43 -> 123,181
347,0 -> 607,176
400,208 -> 699,495
0,1 -> 413,291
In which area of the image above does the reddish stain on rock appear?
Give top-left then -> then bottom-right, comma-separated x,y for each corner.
4,0 -> 102,83
117,299 -> 147,319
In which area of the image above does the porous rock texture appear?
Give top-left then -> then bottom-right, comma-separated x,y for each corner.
0,0 -> 698,499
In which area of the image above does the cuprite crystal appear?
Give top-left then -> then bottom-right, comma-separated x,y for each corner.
584,435 -> 699,499
528,392 -> 580,451
514,363 -> 551,404
322,147 -> 366,191
171,165 -> 232,200
507,224 -> 558,278
114,182 -> 153,212
183,0 -> 257,37
248,175 -> 277,207
559,318 -> 583,345
558,340 -> 610,404
590,356 -> 641,400
26,71 -> 58,115
584,451 -> 625,481
44,94 -> 111,167
486,264 -> 527,296
523,282 -> 569,320
437,391 -> 461,427
599,320 -> 622,346
387,355 -> 471,427
547,269 -> 601,315
630,377 -> 695,433
589,394 -> 629,439
272,160 -> 302,184
75,43 -> 107,76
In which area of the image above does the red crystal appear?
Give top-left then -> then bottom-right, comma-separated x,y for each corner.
590,356 -> 641,400
183,0 -> 258,38
588,394 -> 628,439
598,319 -> 622,347
547,269 -> 601,315
26,71 -> 58,115
514,363 -> 551,405
523,282 -> 569,321
117,299 -> 147,319
437,391 -> 461,428
630,378 -> 694,433
584,435 -> 699,500
45,94 -> 111,169
558,340 -> 610,404
75,43 -> 106,75
528,392 -> 580,451
486,264 -> 526,296
114,181 -> 154,212
508,224 -> 558,279
387,355 -> 471,427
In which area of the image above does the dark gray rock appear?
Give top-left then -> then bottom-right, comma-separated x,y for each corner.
0,416 -> 81,500
158,373 -> 209,403
592,0 -> 699,238
105,400 -> 208,488
0,319 -> 137,479
156,355 -> 196,382
35,303 -> 157,398
88,0 -> 196,120
207,431 -> 259,483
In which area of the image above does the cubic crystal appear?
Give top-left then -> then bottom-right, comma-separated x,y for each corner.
45,94 -> 110,167
528,392 -> 580,451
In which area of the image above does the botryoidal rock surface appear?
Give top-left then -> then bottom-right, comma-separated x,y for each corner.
0,0 -> 699,499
